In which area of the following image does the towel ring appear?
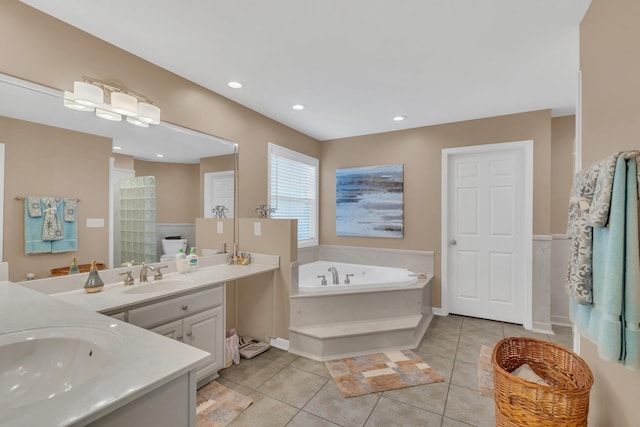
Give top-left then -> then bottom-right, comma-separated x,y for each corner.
624,150 -> 640,159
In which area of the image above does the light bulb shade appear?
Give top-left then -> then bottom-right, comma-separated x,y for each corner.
63,91 -> 95,111
73,81 -> 103,107
126,116 -> 149,127
96,108 -> 122,121
137,102 -> 161,124
110,92 -> 138,116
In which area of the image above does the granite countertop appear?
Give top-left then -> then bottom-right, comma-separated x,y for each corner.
0,282 -> 209,427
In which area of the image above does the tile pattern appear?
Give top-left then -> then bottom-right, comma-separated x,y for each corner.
218,316 -> 573,426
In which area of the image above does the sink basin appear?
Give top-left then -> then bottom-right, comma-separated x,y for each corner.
0,326 -> 125,411
122,278 -> 193,295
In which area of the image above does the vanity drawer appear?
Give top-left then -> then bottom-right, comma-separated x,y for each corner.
128,286 -> 223,329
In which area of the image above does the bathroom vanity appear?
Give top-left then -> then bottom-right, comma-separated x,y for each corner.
4,254 -> 279,426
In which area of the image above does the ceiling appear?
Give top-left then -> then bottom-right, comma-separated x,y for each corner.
20,0 -> 592,141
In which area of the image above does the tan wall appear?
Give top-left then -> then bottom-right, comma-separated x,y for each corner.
235,219 -> 297,341
550,115 -> 575,234
320,109 -> 552,307
0,0 -> 320,220
579,0 -> 640,425
133,160 -> 199,224
0,117 -> 111,281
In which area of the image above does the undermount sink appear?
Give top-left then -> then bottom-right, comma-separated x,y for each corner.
0,326 -> 125,412
122,278 -> 193,295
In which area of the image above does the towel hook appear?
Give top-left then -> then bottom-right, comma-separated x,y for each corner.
624,150 -> 640,159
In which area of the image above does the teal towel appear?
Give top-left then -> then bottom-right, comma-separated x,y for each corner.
623,159 -> 640,368
24,197 -> 78,254
571,155 -> 640,369
593,154 -> 626,362
52,198 -> 77,253
24,200 -> 50,254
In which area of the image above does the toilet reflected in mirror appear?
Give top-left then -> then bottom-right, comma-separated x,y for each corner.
160,238 -> 188,262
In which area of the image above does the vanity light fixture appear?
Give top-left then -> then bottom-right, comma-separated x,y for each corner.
64,77 -> 161,127
227,81 -> 243,89
292,104 -> 305,111
392,115 -> 406,121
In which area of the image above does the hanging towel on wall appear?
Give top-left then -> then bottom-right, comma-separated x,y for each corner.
24,196 -> 78,254
52,197 -> 78,252
570,153 -> 640,369
566,159 -> 602,304
40,197 -> 63,241
24,199 -> 51,254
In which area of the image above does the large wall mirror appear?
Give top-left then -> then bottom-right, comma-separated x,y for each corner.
0,73 -> 237,282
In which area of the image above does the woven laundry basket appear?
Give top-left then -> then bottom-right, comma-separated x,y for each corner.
492,337 -> 594,427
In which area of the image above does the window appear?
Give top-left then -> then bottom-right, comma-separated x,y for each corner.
268,143 -> 318,247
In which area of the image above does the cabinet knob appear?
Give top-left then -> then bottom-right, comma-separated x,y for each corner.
176,335 -> 183,341
181,304 -> 188,311
186,331 -> 192,337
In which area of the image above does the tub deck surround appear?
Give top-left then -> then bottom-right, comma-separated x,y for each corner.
289,275 -> 433,361
0,282 -> 209,427
50,254 -> 279,314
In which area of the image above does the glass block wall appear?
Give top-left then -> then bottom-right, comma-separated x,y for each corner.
120,176 -> 157,264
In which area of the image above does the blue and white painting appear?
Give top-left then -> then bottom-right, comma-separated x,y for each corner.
336,164 -> 404,238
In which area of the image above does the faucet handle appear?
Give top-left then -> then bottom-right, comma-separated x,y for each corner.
345,273 -> 354,284
154,265 -> 168,281
317,275 -> 327,286
119,270 -> 134,286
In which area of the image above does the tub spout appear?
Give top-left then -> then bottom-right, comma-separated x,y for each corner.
328,266 -> 339,284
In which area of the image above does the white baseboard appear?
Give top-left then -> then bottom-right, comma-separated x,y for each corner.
432,307 -> 448,316
269,337 -> 290,351
532,321 -> 554,334
551,315 -> 572,327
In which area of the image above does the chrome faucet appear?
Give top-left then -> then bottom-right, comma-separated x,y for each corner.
328,266 -> 339,284
139,263 -> 157,283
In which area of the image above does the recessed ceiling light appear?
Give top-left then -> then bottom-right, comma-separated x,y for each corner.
227,81 -> 243,89
292,104 -> 305,111
156,154 -> 164,158
113,146 -> 122,150
392,115 -> 406,121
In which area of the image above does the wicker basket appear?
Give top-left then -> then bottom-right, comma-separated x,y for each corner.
50,262 -> 106,276
492,337 -> 594,427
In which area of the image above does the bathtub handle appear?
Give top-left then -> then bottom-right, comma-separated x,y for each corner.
317,275 -> 327,286
344,274 -> 355,284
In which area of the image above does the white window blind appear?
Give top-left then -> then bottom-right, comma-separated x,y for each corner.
268,143 -> 319,247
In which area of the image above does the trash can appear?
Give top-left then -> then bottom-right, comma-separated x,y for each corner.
225,329 -> 240,368
492,337 -> 594,427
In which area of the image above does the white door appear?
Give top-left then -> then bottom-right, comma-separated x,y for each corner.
204,171 -> 234,218
443,141 -> 532,325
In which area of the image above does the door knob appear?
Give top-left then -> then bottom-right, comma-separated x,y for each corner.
449,239 -> 457,245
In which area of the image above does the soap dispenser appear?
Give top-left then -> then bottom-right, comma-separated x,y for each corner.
175,248 -> 188,274
68,257 -> 80,275
187,247 -> 199,272
84,260 -> 104,293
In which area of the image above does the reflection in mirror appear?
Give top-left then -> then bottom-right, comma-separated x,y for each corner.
0,73 -> 237,282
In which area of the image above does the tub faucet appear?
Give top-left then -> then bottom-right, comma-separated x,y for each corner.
139,263 -> 157,283
328,266 -> 339,284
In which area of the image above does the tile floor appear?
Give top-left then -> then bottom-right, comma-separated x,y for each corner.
215,315 -> 574,427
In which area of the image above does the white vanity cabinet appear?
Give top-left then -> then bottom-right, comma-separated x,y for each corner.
124,284 -> 225,383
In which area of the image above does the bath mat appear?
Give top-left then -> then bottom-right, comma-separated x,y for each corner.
478,344 -> 494,397
325,350 -> 444,398
196,381 -> 253,427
